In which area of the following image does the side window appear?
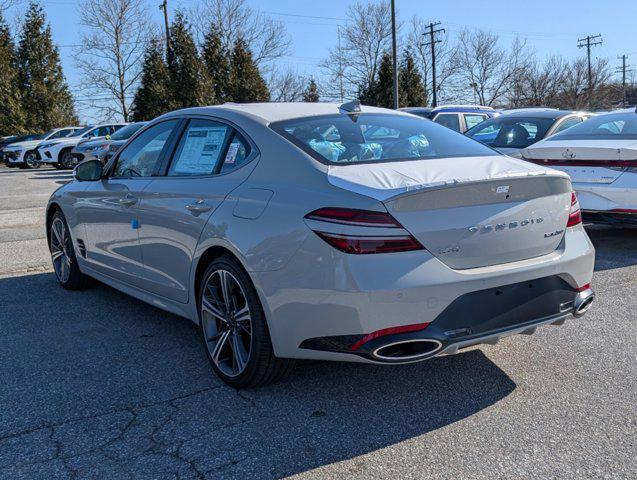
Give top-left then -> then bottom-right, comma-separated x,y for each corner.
552,117 -> 582,135
434,113 -> 461,132
464,114 -> 487,131
113,120 -> 178,178
219,133 -> 251,174
168,119 -> 232,176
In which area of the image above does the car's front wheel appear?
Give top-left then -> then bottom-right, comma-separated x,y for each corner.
58,149 -> 75,170
199,256 -> 294,388
49,211 -> 88,290
24,151 -> 40,169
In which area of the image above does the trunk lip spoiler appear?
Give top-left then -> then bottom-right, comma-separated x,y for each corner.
379,171 -> 571,203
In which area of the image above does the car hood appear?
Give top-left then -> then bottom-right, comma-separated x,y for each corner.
75,138 -> 109,149
327,154 -> 569,201
3,139 -> 42,150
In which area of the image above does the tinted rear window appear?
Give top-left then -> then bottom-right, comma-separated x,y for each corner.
547,112 -> 637,140
270,113 -> 495,165
466,116 -> 555,149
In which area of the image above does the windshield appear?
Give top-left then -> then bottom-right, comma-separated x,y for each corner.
72,126 -> 93,137
111,122 -> 146,141
547,112 -> 637,141
466,116 -> 555,149
270,113 -> 496,164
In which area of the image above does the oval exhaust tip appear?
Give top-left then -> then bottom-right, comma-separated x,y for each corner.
373,339 -> 442,362
573,289 -> 594,317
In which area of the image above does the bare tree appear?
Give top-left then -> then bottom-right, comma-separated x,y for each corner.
194,0 -> 289,72
320,0 -> 395,100
451,29 -> 531,106
508,55 -> 568,107
268,68 -> 308,102
559,57 -> 612,109
75,0 -> 151,121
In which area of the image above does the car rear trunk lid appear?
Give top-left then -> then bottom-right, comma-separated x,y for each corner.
522,140 -> 637,184
328,155 -> 572,269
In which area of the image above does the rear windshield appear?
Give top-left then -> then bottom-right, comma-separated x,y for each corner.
466,116 -> 555,149
111,122 -> 146,140
546,112 -> 637,140
270,113 -> 496,164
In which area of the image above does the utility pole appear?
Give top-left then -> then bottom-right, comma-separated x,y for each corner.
616,55 -> 632,107
422,21 -> 445,107
390,0 -> 399,109
159,0 -> 170,62
337,26 -> 344,103
577,34 -> 602,109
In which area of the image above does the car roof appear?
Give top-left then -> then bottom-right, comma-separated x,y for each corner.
431,105 -> 495,113
161,102 -> 411,124
498,109 -> 576,120
399,107 -> 433,113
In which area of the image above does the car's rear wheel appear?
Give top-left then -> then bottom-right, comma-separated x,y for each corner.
59,149 -> 75,170
49,211 -> 88,290
24,151 -> 40,169
199,256 -> 294,388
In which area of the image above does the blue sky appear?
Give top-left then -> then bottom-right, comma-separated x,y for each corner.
8,0 -> 637,121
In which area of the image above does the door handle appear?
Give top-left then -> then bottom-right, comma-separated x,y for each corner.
119,195 -> 137,207
186,199 -> 212,215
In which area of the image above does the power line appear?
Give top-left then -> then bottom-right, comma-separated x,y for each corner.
422,21 -> 445,108
577,34 -> 603,109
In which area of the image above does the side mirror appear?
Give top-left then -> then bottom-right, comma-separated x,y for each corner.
74,159 -> 103,181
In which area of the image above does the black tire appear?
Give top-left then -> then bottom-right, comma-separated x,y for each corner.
58,149 -> 75,170
49,211 -> 89,290
23,150 -> 40,169
198,256 -> 294,388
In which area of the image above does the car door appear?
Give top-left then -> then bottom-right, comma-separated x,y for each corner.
76,119 -> 181,287
135,117 -> 258,303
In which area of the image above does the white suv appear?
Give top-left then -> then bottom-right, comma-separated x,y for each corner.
37,123 -> 127,169
3,127 -> 82,169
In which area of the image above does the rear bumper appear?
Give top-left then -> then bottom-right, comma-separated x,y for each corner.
582,210 -> 637,225
254,225 -> 595,361
299,278 -> 593,363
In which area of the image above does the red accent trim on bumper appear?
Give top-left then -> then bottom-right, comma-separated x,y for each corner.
349,322 -> 430,351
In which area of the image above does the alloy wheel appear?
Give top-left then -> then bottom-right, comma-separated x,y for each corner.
201,269 -> 252,378
61,152 -> 75,169
25,152 -> 40,169
50,217 -> 72,283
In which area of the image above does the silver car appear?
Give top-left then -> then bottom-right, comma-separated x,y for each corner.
46,103 -> 595,388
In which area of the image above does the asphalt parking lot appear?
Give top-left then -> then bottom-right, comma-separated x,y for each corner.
0,166 -> 635,480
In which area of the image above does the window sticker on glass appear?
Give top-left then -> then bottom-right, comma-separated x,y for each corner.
171,126 -> 228,175
224,142 -> 239,164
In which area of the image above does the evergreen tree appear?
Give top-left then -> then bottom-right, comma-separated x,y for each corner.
0,12 -> 24,135
229,38 -> 269,103
131,38 -> 173,121
167,12 -> 214,109
17,2 -> 77,131
399,49 -> 426,107
302,78 -> 320,102
201,24 -> 230,104
375,53 -> 396,108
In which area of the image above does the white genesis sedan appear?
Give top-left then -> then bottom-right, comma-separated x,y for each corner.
47,102 -> 595,387
522,109 -> 637,225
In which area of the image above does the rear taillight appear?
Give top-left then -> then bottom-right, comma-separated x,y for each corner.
305,207 -> 425,254
567,192 -> 582,227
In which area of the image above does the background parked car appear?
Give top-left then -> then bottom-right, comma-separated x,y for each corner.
2,127 -> 83,169
1,133 -> 45,167
399,105 -> 496,132
521,109 -> 637,225
37,123 -> 127,169
429,105 -> 498,133
72,121 -> 147,165
465,109 -> 593,157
